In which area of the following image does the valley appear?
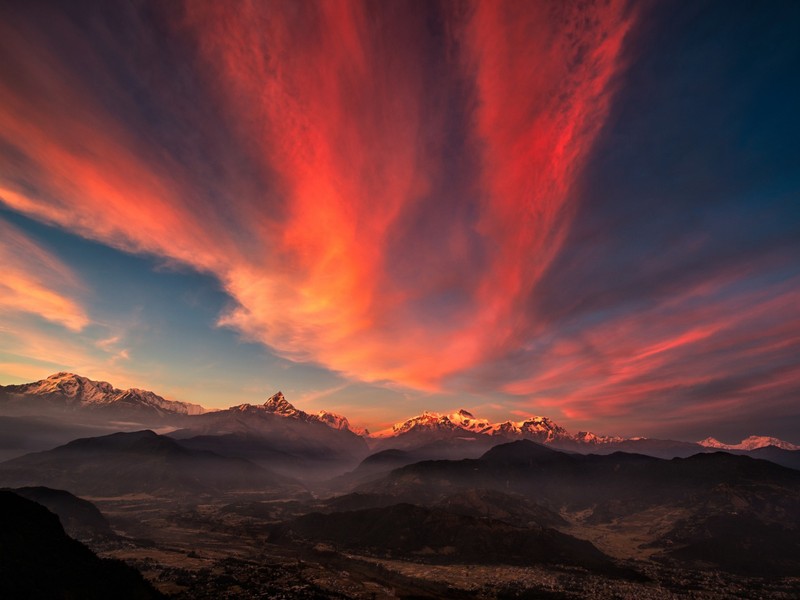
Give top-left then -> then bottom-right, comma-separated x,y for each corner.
2,373 -> 800,598
73,491 -> 800,599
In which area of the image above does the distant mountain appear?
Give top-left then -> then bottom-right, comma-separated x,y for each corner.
327,438 -> 503,492
563,437 -> 710,460
170,392 -> 369,479
4,373 -> 798,472
699,435 -> 800,451
0,430 -> 292,497
0,373 -> 205,421
372,408 -> 598,446
370,407 -> 631,455
0,491 -> 163,599
370,408 -> 800,468
736,445 -> 800,471
0,415 -> 130,462
258,391 -> 366,435
361,440 -> 800,517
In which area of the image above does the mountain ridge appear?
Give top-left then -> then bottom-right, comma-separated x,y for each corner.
0,372 -> 205,417
699,435 -> 800,452
2,373 -> 797,455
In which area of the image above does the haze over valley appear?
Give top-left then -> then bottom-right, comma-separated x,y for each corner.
2,373 -> 800,597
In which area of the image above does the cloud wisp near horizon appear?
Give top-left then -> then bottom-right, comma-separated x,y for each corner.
1,0 -> 798,442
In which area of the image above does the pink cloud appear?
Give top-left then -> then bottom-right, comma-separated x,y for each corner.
0,217 -> 88,331
0,2 -> 634,390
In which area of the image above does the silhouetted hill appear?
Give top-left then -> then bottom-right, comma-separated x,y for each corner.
654,512 -> 800,576
7,486 -> 113,541
358,441 -> 800,575
363,441 -> 800,510
319,492 -> 403,513
730,445 -> 800,471
270,503 -> 616,571
0,491 -> 163,599
434,489 -> 568,529
0,430 -> 292,497
171,405 -> 369,479
552,437 -> 708,459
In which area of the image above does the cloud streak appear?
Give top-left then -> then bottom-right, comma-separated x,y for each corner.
1,1 -> 798,439
0,0 -> 634,388
0,217 -> 88,331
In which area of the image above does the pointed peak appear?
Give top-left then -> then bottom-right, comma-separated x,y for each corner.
262,391 -> 300,416
266,390 -> 285,402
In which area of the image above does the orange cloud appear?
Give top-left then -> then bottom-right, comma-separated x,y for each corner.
0,1 -> 635,389
179,0 -> 636,386
0,218 -> 88,331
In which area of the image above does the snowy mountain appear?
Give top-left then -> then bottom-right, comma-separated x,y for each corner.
0,372 -> 205,416
698,435 -> 800,452
232,391 -> 363,434
315,410 -> 359,433
260,391 -> 302,418
3,374 -> 796,458
373,408 -> 620,446
384,409 -> 491,436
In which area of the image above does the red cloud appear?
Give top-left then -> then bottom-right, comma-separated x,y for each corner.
0,1 -> 635,389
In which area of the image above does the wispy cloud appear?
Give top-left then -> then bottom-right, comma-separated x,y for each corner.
0,217 -> 88,331
1,1 -> 797,439
0,0 -> 634,389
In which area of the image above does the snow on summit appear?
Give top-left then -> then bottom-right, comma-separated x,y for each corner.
699,435 -> 800,451
373,408 -> 619,445
2,372 -> 206,415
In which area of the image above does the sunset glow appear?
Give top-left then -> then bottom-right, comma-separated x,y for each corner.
1,0 -> 798,442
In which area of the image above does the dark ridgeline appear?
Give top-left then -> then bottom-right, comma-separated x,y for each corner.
268,502 -> 625,575
0,491 -> 163,599
0,430 -> 294,497
347,440 -> 800,576
6,486 -> 115,541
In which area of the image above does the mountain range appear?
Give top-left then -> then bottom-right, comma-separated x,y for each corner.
164,391 -> 370,480
2,373 -> 800,594
1,373 -> 798,472
0,372 -> 205,420
698,435 -> 800,451
344,440 -> 800,576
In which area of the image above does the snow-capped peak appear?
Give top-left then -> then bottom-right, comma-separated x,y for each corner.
574,430 -> 624,444
253,392 -> 363,434
375,409 -> 570,442
446,409 -> 494,433
315,410 -> 351,431
699,435 -> 799,451
2,372 -> 206,415
390,411 -> 459,435
262,391 -> 300,417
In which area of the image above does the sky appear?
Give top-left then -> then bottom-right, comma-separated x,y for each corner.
1,0 -> 798,443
